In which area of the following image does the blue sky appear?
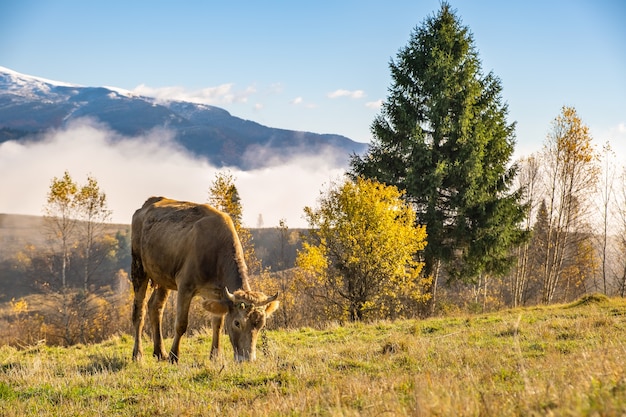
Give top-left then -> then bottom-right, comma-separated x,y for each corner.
2,0 -> 625,156
1,1 -> 625,226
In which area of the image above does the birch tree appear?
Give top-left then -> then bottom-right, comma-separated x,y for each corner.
596,142 -> 616,295
539,106 -> 599,303
510,155 -> 540,306
44,171 -> 112,289
615,168 -> 626,297
44,171 -> 78,288
75,175 -> 112,290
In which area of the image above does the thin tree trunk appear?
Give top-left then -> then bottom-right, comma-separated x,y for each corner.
429,260 -> 440,316
514,242 -> 530,307
620,262 -> 626,298
483,275 -> 489,312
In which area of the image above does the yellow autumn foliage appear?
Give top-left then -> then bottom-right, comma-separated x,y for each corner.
297,176 -> 430,321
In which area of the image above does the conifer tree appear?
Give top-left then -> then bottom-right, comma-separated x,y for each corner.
208,171 -> 262,275
351,3 -> 527,292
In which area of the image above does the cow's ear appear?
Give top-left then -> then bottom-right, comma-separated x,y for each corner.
264,300 -> 280,317
202,300 -> 228,315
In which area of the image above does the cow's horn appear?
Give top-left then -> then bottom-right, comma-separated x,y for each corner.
224,287 -> 236,303
257,292 -> 279,307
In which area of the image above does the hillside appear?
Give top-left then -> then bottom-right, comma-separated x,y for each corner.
0,213 -> 302,266
0,214 -> 130,261
0,214 -> 49,260
0,213 -> 303,300
1,295 -> 625,416
0,66 -> 367,169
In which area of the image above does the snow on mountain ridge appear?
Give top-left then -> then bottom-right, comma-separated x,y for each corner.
0,66 -> 79,89
0,66 -> 230,114
0,67 -> 152,106
0,66 -> 82,104
103,85 -> 138,99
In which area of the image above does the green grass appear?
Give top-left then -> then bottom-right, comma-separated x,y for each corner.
1,296 -> 626,416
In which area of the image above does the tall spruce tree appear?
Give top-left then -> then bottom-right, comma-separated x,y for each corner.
351,3 -> 527,287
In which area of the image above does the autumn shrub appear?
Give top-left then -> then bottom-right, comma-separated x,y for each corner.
298,177 -> 430,322
0,286 -> 132,347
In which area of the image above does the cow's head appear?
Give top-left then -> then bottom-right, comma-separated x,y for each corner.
217,288 -> 279,361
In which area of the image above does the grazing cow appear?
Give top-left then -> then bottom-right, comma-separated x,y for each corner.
131,197 -> 279,363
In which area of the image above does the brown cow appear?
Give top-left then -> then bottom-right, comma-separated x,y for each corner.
131,196 -> 279,363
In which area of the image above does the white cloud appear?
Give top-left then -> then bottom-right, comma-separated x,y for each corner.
327,89 -> 365,99
365,99 -> 383,109
289,96 -> 317,109
0,118 -> 347,228
132,83 -> 256,105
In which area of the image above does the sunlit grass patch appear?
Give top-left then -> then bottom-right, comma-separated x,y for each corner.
1,296 -> 626,416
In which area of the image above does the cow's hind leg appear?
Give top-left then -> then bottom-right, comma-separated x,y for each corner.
131,253 -> 149,361
169,287 -> 194,363
148,286 -> 170,360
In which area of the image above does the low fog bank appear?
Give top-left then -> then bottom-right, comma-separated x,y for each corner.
0,119 -> 348,228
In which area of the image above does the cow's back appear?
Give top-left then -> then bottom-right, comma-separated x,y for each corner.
131,197 -> 240,291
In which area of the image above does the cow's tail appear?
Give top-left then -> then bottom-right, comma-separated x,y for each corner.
131,250 -> 147,292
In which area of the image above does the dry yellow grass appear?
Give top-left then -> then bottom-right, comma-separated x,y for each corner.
1,294 -> 625,416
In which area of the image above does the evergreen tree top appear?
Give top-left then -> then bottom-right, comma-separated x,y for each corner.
351,2 -> 526,283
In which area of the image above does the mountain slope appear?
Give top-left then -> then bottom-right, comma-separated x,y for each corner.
0,67 -> 367,169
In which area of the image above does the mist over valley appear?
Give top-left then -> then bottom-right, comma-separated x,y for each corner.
0,67 -> 364,227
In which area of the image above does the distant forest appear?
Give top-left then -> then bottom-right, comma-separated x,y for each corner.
0,214 -> 303,302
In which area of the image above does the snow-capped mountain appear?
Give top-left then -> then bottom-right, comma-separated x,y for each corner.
0,67 -> 366,169
0,66 -> 78,96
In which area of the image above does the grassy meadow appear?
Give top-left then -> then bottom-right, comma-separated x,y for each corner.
1,294 -> 625,416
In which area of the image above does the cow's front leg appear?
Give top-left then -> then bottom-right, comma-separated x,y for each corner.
210,315 -> 225,360
148,286 -> 170,360
169,288 -> 193,363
